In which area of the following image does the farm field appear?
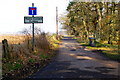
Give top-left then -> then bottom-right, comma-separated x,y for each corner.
0,34 -> 27,44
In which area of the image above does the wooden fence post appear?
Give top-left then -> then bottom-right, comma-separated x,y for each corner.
2,39 -> 10,59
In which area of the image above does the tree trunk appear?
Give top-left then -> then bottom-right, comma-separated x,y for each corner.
96,3 -> 102,41
83,19 -> 89,41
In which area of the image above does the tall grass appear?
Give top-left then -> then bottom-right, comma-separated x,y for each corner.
1,28 -> 60,76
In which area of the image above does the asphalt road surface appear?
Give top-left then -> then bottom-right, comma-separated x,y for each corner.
28,37 -> 120,79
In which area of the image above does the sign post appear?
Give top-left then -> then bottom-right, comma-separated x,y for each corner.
24,3 -> 43,51
32,3 -> 35,51
24,16 -> 43,23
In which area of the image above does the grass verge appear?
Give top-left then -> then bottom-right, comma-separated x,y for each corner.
2,34 -> 60,79
77,39 -> 120,61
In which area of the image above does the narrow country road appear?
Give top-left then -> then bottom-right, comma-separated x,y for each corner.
28,37 -> 119,79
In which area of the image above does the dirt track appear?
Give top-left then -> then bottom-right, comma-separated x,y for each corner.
28,37 -> 119,79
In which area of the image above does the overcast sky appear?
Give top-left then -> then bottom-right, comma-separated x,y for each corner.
0,0 -> 69,34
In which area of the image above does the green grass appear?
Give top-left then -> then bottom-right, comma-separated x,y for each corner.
2,59 -> 23,75
3,62 -> 22,72
39,54 -> 49,59
52,43 -> 58,48
95,42 -> 118,48
102,50 -> 120,60
80,42 -> 118,50
28,58 -> 35,63
76,39 -> 119,61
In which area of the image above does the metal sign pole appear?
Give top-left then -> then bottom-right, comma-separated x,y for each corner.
24,3 -> 43,51
32,3 -> 34,51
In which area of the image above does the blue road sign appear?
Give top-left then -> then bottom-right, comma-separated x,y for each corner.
29,7 -> 37,15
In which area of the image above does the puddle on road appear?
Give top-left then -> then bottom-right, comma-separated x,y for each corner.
94,67 -> 116,73
76,59 -> 88,60
77,54 -> 87,56
84,66 -> 116,73
59,43 -> 63,45
85,67 -> 93,69
70,49 -> 76,51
